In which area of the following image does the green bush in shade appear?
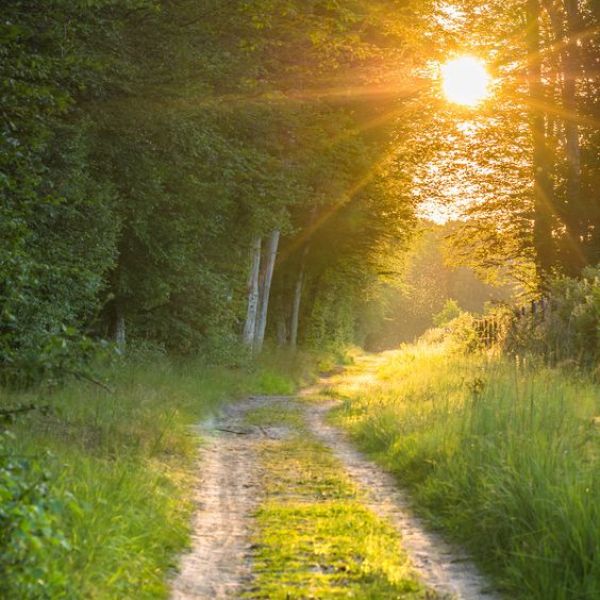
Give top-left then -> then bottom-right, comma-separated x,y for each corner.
0,432 -> 70,598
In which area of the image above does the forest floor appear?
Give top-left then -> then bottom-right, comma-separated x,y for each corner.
170,362 -> 498,599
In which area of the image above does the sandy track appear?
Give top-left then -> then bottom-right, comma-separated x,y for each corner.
170,397 -> 266,600
171,392 -> 499,599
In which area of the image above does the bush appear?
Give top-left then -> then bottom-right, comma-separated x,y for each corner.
432,299 -> 462,327
508,265 -> 600,367
0,432 -> 69,599
420,309 -> 481,353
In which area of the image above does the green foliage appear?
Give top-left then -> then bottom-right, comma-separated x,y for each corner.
445,312 -> 482,351
0,1 -> 135,383
432,299 -> 462,327
0,432 -> 69,599
332,346 -> 600,599
2,0 -> 419,378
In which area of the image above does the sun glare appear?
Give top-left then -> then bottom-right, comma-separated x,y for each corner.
441,56 -> 490,106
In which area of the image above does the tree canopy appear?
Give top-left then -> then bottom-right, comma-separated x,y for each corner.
2,0 -> 599,382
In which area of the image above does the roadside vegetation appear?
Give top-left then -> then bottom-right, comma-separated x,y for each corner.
330,343 -> 600,600
0,350 -> 315,599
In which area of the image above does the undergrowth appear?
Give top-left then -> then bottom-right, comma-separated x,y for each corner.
331,343 -> 600,599
0,349 -> 316,599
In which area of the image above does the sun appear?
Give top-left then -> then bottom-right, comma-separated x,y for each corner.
441,56 -> 490,106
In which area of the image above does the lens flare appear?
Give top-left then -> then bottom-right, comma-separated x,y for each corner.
442,56 -> 490,106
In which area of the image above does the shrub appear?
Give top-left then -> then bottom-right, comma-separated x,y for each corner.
432,299 -> 462,327
508,265 -> 600,367
0,432 -> 69,598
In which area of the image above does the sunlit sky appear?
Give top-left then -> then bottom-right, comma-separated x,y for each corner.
415,56 -> 493,223
442,56 -> 491,106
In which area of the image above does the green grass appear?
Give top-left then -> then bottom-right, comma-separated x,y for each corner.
330,343 -> 600,599
243,402 -> 429,599
1,351 -> 314,599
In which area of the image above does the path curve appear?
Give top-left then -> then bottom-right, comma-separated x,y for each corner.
171,393 -> 500,599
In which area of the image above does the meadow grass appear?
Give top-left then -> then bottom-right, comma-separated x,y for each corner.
331,344 -> 600,599
243,402 -> 429,599
1,350 -> 315,599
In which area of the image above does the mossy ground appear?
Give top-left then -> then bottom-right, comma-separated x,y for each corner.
242,401 -> 430,599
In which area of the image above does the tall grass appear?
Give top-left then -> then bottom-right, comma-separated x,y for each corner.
334,343 -> 600,599
1,350 -> 315,599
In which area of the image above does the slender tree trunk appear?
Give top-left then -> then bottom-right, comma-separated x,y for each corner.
254,229 -> 280,352
276,292 -> 288,346
289,207 -> 316,348
243,237 -> 262,347
563,0 -> 584,270
289,267 -> 304,349
545,0 -> 584,271
290,244 -> 310,349
527,0 -> 555,281
113,301 -> 126,352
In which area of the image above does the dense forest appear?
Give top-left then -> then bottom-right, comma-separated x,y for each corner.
3,0 -> 600,383
3,1 -> 600,598
1,0 -> 419,385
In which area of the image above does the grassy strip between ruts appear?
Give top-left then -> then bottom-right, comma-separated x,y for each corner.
1,350 -> 315,599
328,343 -> 600,600
242,400 -> 432,599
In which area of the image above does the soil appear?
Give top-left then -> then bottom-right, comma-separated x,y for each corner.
170,397 -> 265,599
170,388 -> 500,599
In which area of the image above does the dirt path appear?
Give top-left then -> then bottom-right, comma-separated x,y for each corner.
170,397 -> 266,599
171,390 -> 499,599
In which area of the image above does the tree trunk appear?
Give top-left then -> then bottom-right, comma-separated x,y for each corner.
254,229 -> 280,352
527,0 -> 555,281
276,291 -> 288,346
544,0 -> 584,272
289,267 -> 304,349
289,207 -> 316,348
243,237 -> 262,347
290,243 -> 310,349
113,301 -> 126,352
563,0 -> 584,270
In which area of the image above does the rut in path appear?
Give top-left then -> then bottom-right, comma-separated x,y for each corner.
170,397 -> 265,599
170,393 -> 499,599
